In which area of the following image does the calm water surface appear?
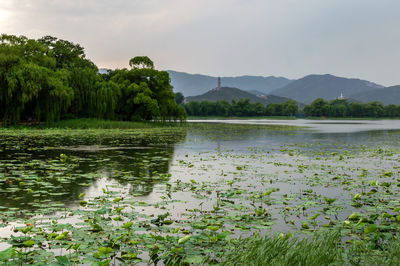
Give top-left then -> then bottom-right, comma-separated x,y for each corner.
1,120 -> 400,251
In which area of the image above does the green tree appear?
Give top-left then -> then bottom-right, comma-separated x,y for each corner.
185,101 -> 201,116
91,80 -> 121,119
231,99 -> 252,116
304,98 -> 329,117
348,102 -> 365,117
175,92 -> 184,104
110,59 -> 184,121
282,100 -> 299,116
38,36 -> 87,68
199,100 -> 216,116
0,35 -> 185,124
364,101 -> 385,117
0,34 -> 74,124
129,56 -> 154,69
328,99 -> 348,117
249,102 -> 265,116
266,103 -> 282,116
385,104 -> 400,117
215,100 -> 231,116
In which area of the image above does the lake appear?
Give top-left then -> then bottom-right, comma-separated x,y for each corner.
0,120 -> 399,264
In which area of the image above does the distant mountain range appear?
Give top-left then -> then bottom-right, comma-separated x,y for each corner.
99,68 -> 400,106
270,74 -> 385,104
168,70 -> 293,96
350,85 -> 400,105
185,87 -> 298,106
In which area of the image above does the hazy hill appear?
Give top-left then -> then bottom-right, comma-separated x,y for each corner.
167,70 -> 293,96
185,87 -> 296,106
350,85 -> 400,105
270,74 -> 384,104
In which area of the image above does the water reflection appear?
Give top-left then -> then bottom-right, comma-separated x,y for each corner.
1,121 -> 399,213
189,119 -> 400,133
1,121 -> 400,246
182,122 -> 400,154
0,130 -> 186,210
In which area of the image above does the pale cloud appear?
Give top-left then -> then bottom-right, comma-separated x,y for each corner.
1,0 -> 399,86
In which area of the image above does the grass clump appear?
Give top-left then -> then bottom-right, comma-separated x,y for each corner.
222,231 -> 342,266
222,231 -> 400,266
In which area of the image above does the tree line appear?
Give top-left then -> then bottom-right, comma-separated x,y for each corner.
183,99 -> 299,117
304,98 -> 400,118
183,97 -> 400,118
0,34 -> 186,125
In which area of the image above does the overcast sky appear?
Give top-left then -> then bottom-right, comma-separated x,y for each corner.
1,0 -> 399,86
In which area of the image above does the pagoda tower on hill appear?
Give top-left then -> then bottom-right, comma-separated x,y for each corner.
216,77 -> 221,90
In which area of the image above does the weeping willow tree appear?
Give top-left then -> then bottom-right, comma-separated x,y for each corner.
90,80 -> 121,119
0,34 -> 117,124
37,36 -> 108,118
0,34 -> 74,125
0,35 -> 186,125
30,69 -> 74,122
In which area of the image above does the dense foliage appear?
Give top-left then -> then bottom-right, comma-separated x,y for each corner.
184,97 -> 400,118
184,99 -> 299,117
304,98 -> 400,118
0,34 -> 185,125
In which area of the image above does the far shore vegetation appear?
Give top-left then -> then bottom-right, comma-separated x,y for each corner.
183,98 -> 400,119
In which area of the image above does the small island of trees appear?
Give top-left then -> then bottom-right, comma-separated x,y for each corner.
0,34 -> 186,126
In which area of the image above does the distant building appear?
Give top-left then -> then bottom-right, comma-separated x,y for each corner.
336,92 -> 345,100
216,77 -> 221,90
